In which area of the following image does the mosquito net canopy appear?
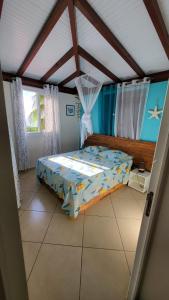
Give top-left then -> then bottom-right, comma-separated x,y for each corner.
75,74 -> 102,146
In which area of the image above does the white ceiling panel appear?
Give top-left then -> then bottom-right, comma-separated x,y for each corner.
80,57 -> 112,84
65,79 -> 76,88
87,0 -> 169,73
158,0 -> 169,32
25,8 -> 72,79
76,8 -> 137,80
0,0 -> 56,73
0,0 -> 168,82
48,57 -> 76,84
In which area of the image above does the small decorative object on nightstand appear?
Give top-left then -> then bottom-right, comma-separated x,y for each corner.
128,168 -> 151,193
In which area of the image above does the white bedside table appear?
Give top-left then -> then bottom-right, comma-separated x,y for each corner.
128,168 -> 151,193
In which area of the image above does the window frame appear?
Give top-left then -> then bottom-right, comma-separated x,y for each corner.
23,86 -> 45,134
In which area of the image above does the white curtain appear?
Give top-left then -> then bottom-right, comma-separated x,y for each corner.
75,74 -> 102,146
115,79 -> 150,140
43,84 -> 61,155
11,78 -> 29,170
9,130 -> 21,208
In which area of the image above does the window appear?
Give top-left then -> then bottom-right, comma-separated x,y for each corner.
23,89 -> 45,133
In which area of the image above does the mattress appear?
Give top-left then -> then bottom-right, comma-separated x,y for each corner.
36,149 -> 133,217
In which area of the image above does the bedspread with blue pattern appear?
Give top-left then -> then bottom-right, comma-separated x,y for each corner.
36,150 -> 133,217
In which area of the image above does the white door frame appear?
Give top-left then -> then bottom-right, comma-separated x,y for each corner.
128,81 -> 169,299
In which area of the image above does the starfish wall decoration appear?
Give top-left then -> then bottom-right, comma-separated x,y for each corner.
148,105 -> 163,119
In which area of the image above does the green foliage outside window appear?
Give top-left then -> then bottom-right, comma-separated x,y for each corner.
25,94 -> 45,132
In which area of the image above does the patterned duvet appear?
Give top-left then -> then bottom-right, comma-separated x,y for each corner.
36,149 -> 133,217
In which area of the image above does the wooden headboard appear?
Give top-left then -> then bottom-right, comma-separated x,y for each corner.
84,134 -> 156,171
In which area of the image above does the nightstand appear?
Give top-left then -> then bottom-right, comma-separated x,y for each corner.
128,168 -> 151,193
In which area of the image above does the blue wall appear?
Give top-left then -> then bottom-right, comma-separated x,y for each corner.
140,81 -> 168,142
91,81 -> 168,142
92,85 -> 117,135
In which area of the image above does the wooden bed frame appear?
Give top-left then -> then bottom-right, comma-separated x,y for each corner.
79,183 -> 124,214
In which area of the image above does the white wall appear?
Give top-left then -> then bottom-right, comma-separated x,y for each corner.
59,92 -> 80,153
3,81 -> 80,168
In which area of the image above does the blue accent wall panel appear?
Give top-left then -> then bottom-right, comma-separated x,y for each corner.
140,81 -> 168,142
92,85 -> 117,135
82,81 -> 168,143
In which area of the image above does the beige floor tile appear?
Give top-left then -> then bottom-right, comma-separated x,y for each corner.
20,211 -> 52,242
20,170 -> 40,192
27,188 -> 58,212
136,194 -> 146,212
85,196 -> 115,217
127,187 -> 147,213
20,170 -> 35,182
137,198 -> 146,214
130,188 -> 147,201
83,216 -> 123,250
80,248 -> 130,300
20,180 -> 40,193
22,242 -> 41,279
112,194 -> 143,219
126,251 -> 135,274
45,213 -> 84,246
20,191 -> 35,210
111,186 -> 132,201
20,169 -> 35,180
28,244 -> 81,300
117,218 -> 141,251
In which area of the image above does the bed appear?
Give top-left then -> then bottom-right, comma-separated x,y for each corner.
36,135 -> 156,218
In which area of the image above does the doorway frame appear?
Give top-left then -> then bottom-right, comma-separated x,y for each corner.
128,81 -> 169,299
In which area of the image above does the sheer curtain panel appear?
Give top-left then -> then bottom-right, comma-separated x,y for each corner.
11,78 -> 28,170
43,84 -> 61,155
115,79 -> 150,140
75,74 -> 102,146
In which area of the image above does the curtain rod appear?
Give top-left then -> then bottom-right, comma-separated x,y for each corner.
118,77 -> 150,87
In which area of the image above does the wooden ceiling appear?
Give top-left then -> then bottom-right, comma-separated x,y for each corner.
0,0 -> 169,93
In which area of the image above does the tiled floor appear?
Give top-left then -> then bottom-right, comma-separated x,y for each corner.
19,169 -> 146,300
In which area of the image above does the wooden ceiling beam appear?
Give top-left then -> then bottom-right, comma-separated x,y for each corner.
3,69 -> 168,96
2,72 -> 77,94
104,70 -> 169,86
75,0 -> 145,77
149,70 -> 169,83
68,0 -> 80,75
78,46 -> 120,82
17,0 -> 67,76
0,0 -> 4,18
41,47 -> 74,81
143,0 -> 169,59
